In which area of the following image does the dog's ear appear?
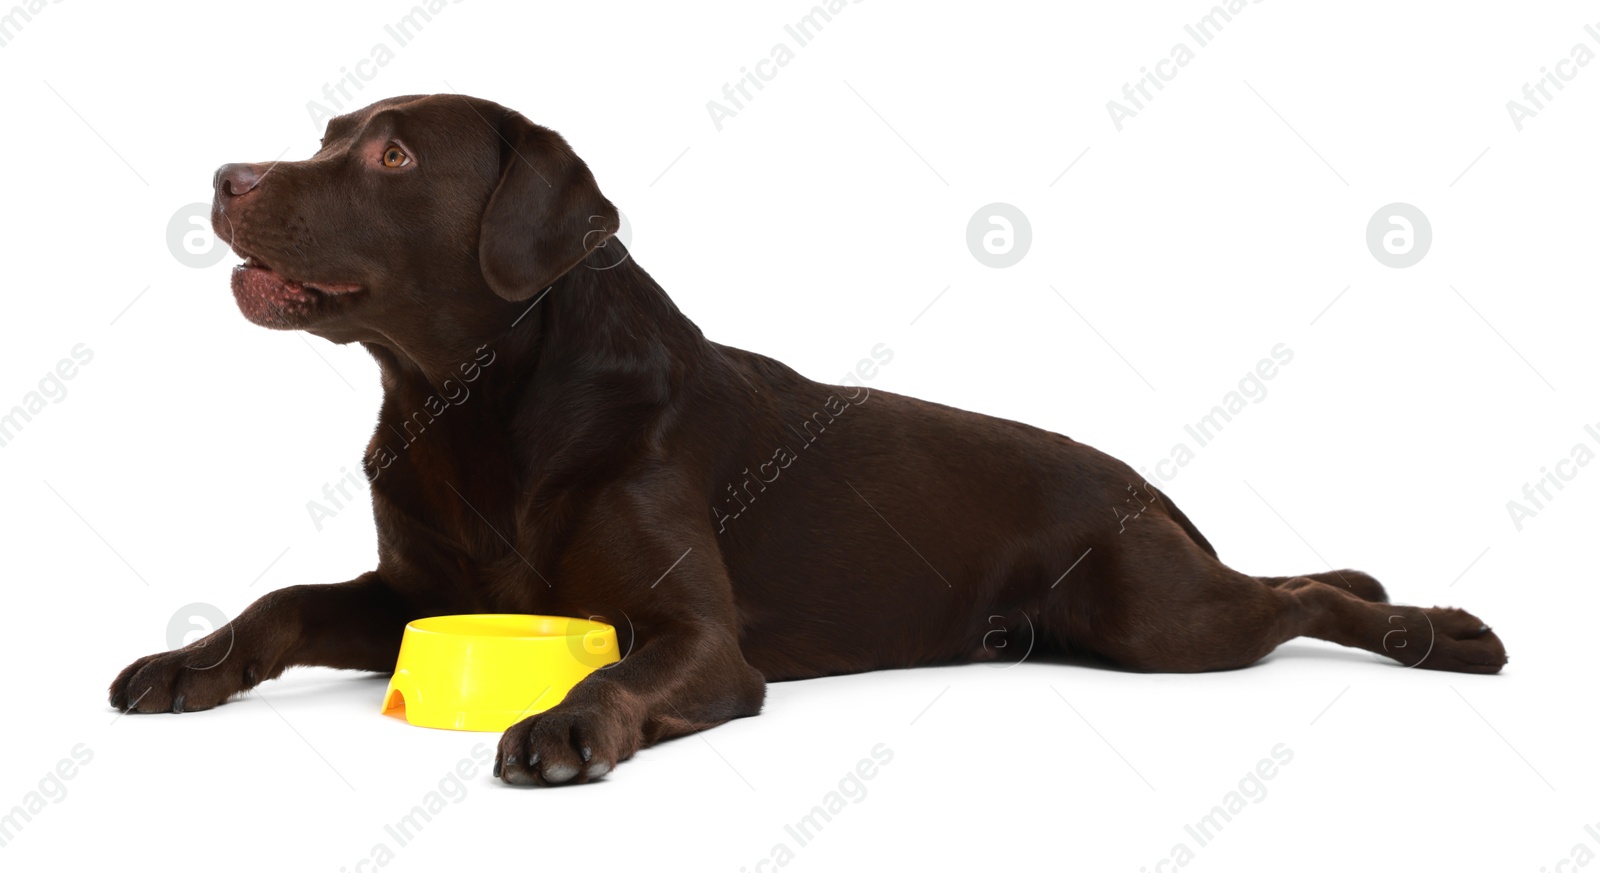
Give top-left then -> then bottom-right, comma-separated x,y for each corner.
479,112 -> 618,301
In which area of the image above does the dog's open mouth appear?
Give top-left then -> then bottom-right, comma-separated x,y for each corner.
230,254 -> 363,328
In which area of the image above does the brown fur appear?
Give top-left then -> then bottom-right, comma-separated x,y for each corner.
109,94 -> 1506,786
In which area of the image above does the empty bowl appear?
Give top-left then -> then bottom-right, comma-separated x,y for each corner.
381,614 -> 619,732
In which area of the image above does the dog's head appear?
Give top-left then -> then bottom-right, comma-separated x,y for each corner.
211,94 -> 619,346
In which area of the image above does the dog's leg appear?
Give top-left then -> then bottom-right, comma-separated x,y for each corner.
1149,488 -> 1389,603
1261,577 -> 1504,672
1256,569 -> 1388,603
1079,519 -> 1505,674
494,630 -> 765,786
109,572 -> 412,713
495,541 -> 766,787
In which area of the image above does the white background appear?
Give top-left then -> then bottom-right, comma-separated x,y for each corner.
2,1 -> 1596,870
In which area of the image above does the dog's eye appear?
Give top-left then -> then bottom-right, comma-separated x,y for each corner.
381,145 -> 410,168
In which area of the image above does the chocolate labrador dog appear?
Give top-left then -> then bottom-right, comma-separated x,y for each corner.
110,94 -> 1506,786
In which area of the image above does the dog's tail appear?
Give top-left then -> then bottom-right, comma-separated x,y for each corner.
1152,487 -> 1217,558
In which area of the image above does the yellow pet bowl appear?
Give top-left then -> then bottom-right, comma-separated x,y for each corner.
381,614 -> 619,732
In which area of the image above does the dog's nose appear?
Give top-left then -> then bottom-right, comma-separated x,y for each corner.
214,163 -> 265,199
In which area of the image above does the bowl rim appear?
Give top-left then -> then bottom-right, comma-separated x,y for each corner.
404,613 -> 615,640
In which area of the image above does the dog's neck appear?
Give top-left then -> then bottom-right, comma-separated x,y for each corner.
358,245 -> 723,471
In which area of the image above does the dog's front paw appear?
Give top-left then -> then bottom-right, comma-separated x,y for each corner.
495,705 -> 638,787
109,629 -> 267,713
